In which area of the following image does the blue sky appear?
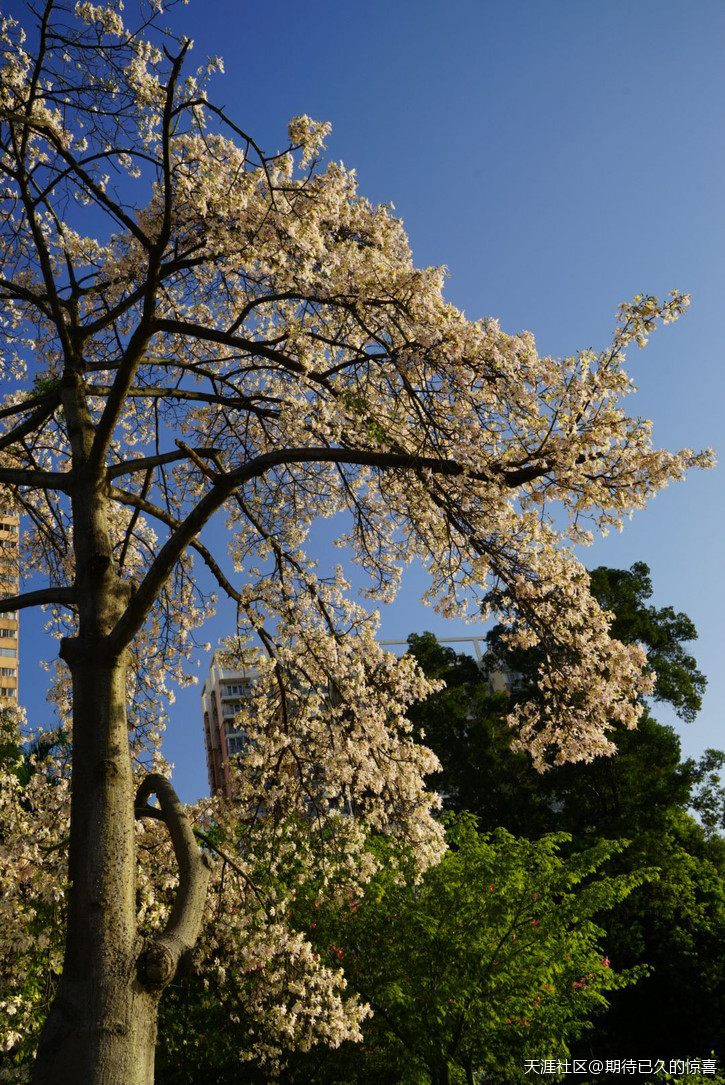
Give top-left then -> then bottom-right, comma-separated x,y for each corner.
9,0 -> 725,802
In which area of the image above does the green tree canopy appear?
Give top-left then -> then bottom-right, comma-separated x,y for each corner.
172,817 -> 644,1085
405,564 -> 725,1062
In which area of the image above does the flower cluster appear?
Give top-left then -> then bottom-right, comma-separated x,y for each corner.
0,708 -> 68,1071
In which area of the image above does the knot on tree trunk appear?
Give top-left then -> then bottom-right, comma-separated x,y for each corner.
138,941 -> 175,989
89,551 -> 112,576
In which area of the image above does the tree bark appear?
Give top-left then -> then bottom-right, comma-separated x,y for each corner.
32,646 -> 209,1084
32,645 -> 153,1083
430,1063 -> 451,1085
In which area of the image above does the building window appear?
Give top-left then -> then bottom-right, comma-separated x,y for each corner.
226,733 -> 248,756
223,682 -> 251,697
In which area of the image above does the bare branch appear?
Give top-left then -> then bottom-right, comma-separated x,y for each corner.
106,446 -> 221,481
192,826 -> 266,909
1,108 -> 153,249
0,400 -> 60,454
0,388 -> 60,421
0,465 -> 70,490
0,587 -> 76,612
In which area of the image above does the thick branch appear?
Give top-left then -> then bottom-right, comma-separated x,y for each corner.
158,43 -> 191,251
0,388 -> 60,421
0,465 -> 70,490
0,400 -> 59,454
90,384 -> 277,415
0,587 -> 76,611
134,773 -> 212,990
0,277 -> 55,322
86,322 -> 154,475
154,317 -> 316,380
111,483 -> 243,604
106,446 -> 220,481
69,246 -> 207,341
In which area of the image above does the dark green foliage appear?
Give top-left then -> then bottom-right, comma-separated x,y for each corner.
405,563 -> 725,1063
589,563 -> 705,724
595,812 -> 725,1060
154,819 -> 645,1085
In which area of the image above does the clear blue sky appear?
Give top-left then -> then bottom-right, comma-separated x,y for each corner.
10,0 -> 725,802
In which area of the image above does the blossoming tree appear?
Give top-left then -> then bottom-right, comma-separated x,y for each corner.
0,1 -> 713,1081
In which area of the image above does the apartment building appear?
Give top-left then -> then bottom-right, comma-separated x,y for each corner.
201,651 -> 260,795
0,513 -> 19,702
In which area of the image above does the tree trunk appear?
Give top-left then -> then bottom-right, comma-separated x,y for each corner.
430,1063 -> 451,1085
32,644 -> 210,1084
28,378 -> 211,1081
31,647 -> 159,1084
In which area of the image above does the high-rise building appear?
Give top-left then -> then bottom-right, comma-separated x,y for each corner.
201,651 -> 260,795
0,513 -> 19,703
